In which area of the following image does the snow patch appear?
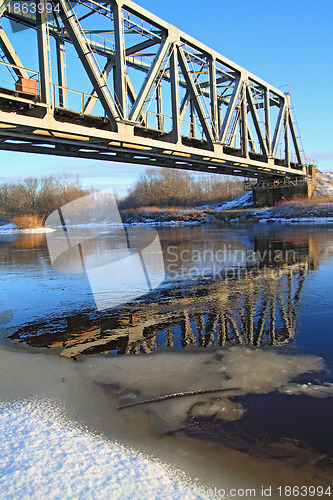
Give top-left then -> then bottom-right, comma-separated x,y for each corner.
0,400 -> 211,500
216,191 -> 253,210
0,223 -> 19,233
0,223 -> 55,234
314,171 -> 333,197
22,227 -> 55,233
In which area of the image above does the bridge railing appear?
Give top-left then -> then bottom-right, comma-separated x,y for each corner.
49,83 -> 208,142
274,147 -> 299,165
46,82 -> 310,170
51,83 -> 106,117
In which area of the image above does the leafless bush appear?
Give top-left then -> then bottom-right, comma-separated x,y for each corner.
12,214 -> 45,229
0,174 -> 92,217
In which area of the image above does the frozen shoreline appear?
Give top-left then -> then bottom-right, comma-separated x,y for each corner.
0,223 -> 55,234
0,399 -> 211,500
259,216 -> 333,225
2,213 -> 333,234
0,345 -> 332,499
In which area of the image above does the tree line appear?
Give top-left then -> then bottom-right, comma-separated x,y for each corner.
0,169 -> 245,219
120,168 -> 245,208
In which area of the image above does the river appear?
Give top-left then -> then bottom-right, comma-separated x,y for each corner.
0,223 -> 332,498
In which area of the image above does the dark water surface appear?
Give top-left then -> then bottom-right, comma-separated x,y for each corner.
1,223 -> 333,482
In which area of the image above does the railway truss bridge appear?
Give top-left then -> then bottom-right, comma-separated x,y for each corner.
0,0 -> 317,203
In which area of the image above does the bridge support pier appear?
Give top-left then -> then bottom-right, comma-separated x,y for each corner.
251,166 -> 317,207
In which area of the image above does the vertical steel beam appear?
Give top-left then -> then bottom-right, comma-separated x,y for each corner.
189,99 -> 196,138
111,0 -> 126,119
169,43 -> 180,143
217,98 -> 222,133
284,107 -> 290,167
240,86 -> 248,158
264,87 -> 271,155
209,56 -> 218,139
36,0 -> 51,105
156,81 -> 163,130
55,37 -> 67,108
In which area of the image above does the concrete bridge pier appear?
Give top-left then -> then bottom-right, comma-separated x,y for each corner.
249,165 -> 317,207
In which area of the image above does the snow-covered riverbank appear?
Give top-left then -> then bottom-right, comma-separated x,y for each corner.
1,345 -> 331,499
0,399 -> 211,500
0,223 -> 55,234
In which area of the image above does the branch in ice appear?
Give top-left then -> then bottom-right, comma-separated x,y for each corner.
117,387 -> 239,410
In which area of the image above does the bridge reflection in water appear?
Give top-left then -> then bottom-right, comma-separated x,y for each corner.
10,229 -> 318,358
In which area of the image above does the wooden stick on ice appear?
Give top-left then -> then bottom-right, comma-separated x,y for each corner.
117,387 -> 239,410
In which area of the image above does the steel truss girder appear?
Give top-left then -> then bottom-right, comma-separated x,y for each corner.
0,0 -> 314,177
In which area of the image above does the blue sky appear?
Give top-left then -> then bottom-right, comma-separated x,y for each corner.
0,0 -> 332,196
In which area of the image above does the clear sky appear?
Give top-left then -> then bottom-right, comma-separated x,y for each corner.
0,0 -> 332,196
